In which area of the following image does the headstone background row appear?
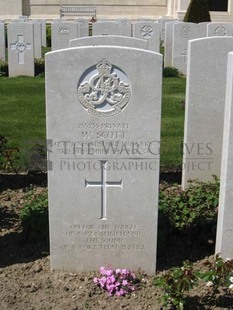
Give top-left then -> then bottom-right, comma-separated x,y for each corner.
52,19 -> 160,52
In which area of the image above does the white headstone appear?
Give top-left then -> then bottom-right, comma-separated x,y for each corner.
164,21 -> 179,67
182,37 -> 233,189
132,21 -> 160,52
75,19 -> 89,37
207,23 -> 233,37
158,17 -> 175,42
46,46 -> 162,274
0,22 -> 6,61
35,19 -> 47,47
51,21 -> 80,51
92,21 -> 120,36
8,22 -> 34,77
69,35 -> 148,49
116,19 -> 132,37
215,51 -> 233,260
172,22 -> 200,75
199,22 -> 210,38
33,21 -> 42,58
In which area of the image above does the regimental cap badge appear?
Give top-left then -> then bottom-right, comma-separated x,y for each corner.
77,58 -> 131,117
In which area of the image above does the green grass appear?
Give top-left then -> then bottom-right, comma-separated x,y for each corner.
0,76 -> 46,167
0,76 -> 186,170
161,77 -> 186,170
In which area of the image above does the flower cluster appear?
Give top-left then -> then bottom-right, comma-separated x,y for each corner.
93,267 -> 136,296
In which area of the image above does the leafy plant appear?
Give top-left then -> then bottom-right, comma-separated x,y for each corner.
155,255 -> 233,310
46,24 -> 51,47
93,267 -> 138,296
0,135 -> 20,174
201,255 -> 233,296
183,0 -> 211,23
19,190 -> 49,244
155,261 -> 200,310
163,67 -> 179,78
35,58 -> 45,76
159,177 -> 219,234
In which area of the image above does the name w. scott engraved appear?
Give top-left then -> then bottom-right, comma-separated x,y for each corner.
85,160 -> 123,220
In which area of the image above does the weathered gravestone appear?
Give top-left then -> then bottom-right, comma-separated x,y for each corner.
0,22 -> 6,61
132,21 -> 160,52
207,23 -> 233,37
7,22 -> 34,77
172,22 -> 199,75
51,21 -> 80,51
69,35 -> 148,49
92,21 -> 120,36
46,46 -> 162,274
182,37 -> 233,189
215,51 -> 233,260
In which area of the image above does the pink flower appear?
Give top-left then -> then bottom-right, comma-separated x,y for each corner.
107,275 -> 115,284
105,269 -> 113,276
121,269 -> 128,275
99,277 -> 107,288
122,280 -> 128,286
100,267 -> 106,275
93,277 -> 99,284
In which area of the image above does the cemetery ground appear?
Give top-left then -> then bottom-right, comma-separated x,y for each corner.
0,76 -> 233,309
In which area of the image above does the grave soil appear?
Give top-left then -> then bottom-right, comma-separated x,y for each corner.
0,173 -> 232,310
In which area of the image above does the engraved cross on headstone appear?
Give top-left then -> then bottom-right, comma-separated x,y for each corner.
85,160 -> 123,220
10,35 -> 32,64
181,48 -> 188,64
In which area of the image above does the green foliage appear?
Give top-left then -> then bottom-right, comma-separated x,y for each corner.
0,135 -> 20,173
155,255 -> 233,310
35,58 -> 45,76
200,254 -> 233,296
159,177 -> 219,233
0,60 -> 8,77
19,190 -> 49,243
163,67 -> 179,78
183,0 -> 211,23
155,261 -> 200,309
